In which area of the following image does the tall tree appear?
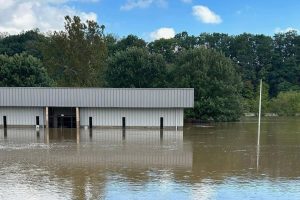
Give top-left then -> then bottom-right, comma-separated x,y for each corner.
41,16 -> 107,87
229,33 -> 274,106
0,29 -> 46,59
105,47 -> 167,88
171,47 -> 242,121
0,53 -> 52,87
269,31 -> 300,96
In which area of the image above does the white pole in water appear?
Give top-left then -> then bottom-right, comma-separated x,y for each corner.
257,79 -> 262,170
257,79 -> 262,147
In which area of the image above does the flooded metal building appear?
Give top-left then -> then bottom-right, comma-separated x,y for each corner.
0,88 -> 194,128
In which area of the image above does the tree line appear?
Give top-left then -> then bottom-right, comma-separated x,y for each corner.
0,16 -> 299,121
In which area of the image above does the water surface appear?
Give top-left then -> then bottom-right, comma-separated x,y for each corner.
0,118 -> 300,200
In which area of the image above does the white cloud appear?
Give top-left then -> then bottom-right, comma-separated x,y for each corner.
0,0 -> 98,34
121,0 -> 167,11
275,27 -> 299,33
0,0 -> 14,10
150,27 -> 175,40
192,5 -> 222,24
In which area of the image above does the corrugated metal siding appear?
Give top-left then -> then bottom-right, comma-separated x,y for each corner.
0,88 -> 194,108
0,107 -> 44,126
80,108 -> 184,127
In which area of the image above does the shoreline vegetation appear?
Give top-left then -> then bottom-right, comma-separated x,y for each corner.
0,16 -> 300,122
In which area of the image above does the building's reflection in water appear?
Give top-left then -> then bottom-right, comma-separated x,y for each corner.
55,128 -> 190,168
1,128 -> 44,143
3,128 -> 7,139
0,128 -> 192,200
1,128 -> 192,168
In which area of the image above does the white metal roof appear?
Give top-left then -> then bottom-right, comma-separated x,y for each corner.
0,87 -> 194,108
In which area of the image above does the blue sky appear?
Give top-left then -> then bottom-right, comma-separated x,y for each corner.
70,0 -> 300,39
0,0 -> 299,40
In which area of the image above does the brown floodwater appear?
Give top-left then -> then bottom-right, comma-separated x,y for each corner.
0,117 -> 300,200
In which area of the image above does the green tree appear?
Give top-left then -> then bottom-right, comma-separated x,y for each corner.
0,53 -> 52,87
175,31 -> 199,51
105,34 -> 118,56
148,38 -> 177,63
269,91 -> 300,116
0,29 -> 46,59
105,34 -> 147,56
40,16 -> 107,87
115,35 -> 146,51
198,32 -> 232,57
171,47 -> 242,121
248,82 -> 271,113
105,47 -> 167,88
269,31 -> 300,96
230,34 -> 273,83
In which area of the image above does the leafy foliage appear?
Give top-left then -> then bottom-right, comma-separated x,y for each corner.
0,53 -> 52,87
105,47 -> 167,88
40,16 -> 107,87
0,29 -> 46,59
246,82 -> 271,113
269,91 -> 300,116
171,48 -> 242,121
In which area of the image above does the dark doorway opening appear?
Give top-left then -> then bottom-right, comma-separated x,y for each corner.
49,107 -> 76,128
